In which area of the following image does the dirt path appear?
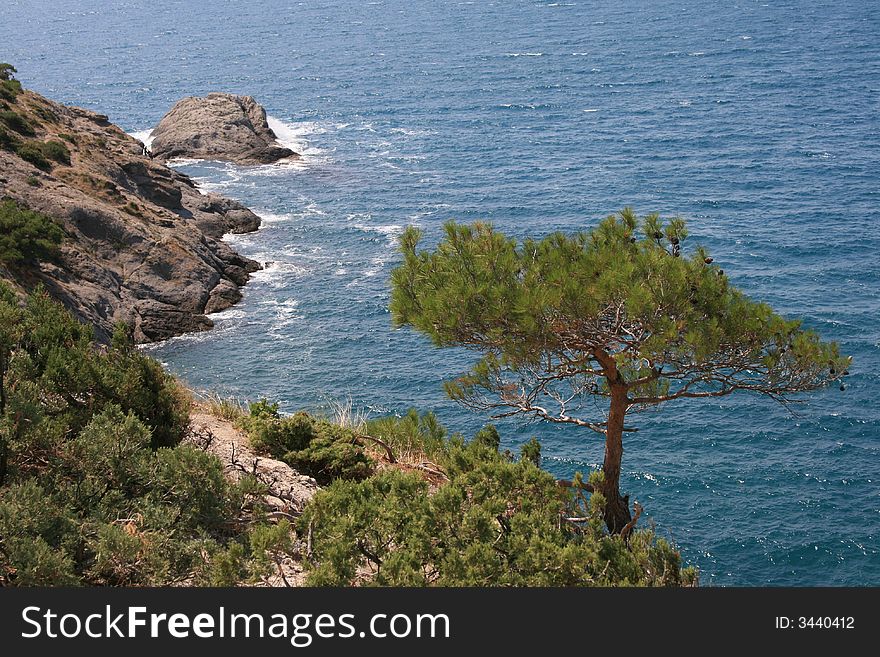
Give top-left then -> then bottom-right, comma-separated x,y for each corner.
186,406 -> 319,586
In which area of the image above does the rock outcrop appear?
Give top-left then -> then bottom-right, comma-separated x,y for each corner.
0,87 -> 264,343
150,93 -> 298,165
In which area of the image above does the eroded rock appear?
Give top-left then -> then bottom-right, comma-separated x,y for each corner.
150,93 -> 298,165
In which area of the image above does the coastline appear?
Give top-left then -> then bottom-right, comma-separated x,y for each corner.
0,86 -> 266,344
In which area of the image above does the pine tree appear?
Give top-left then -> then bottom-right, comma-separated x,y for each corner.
390,209 -> 850,533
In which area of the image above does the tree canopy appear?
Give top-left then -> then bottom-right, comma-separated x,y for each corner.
390,209 -> 849,532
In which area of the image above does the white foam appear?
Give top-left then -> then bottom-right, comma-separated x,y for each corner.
260,298 -> 303,333
208,308 -> 248,321
166,157 -> 206,167
252,261 -> 310,289
255,210 -> 292,224
582,108 -> 599,113
505,52 -> 543,57
389,127 -> 432,137
129,128 -> 154,150
266,116 -> 328,166
361,254 -> 388,278
351,219 -> 405,248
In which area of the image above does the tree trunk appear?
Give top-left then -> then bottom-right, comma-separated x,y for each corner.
601,383 -> 632,534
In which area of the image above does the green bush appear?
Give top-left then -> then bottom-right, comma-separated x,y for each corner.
0,80 -> 21,102
0,199 -> 63,265
0,63 -> 17,82
0,287 -> 294,586
14,142 -> 50,170
0,64 -> 22,102
248,398 -> 279,419
13,139 -> 71,170
300,438 -> 696,587
39,140 -> 70,165
241,407 -> 372,484
0,127 -> 15,150
0,110 -> 32,136
520,437 -> 542,467
283,419 -> 373,483
365,408 -> 449,461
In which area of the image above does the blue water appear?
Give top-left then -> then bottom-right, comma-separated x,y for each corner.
4,0 -> 878,585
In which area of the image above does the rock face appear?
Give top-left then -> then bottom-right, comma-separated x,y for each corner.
0,88 -> 265,343
150,93 -> 298,165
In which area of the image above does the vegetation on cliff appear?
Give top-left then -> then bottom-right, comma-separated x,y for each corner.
390,210 -> 849,533
0,285 -> 314,586
0,287 -> 695,586
300,413 -> 694,586
232,404 -> 695,586
0,200 -> 64,266
0,67 -> 263,343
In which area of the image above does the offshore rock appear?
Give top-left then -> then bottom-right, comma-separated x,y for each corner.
150,93 -> 298,165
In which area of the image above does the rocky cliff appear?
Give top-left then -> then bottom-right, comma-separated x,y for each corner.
150,93 -> 298,165
0,86 -> 265,343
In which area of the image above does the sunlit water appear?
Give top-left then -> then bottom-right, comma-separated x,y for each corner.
4,0 -> 878,585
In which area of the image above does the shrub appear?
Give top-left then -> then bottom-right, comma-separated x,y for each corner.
121,201 -> 143,217
0,63 -> 16,82
0,199 -> 63,265
0,64 -> 22,102
33,104 -> 58,124
0,110 -> 34,136
12,139 -> 71,170
39,140 -> 70,165
0,80 -> 22,102
365,408 -> 449,461
0,126 -> 15,150
151,446 -> 230,530
300,438 -> 696,587
248,397 -> 280,419
283,420 -> 373,483
520,437 -> 542,467
0,288 -> 284,586
241,407 -> 372,484
245,411 -> 313,456
14,142 -> 50,170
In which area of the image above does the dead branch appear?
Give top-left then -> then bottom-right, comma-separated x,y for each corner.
619,501 -> 644,542
354,433 -> 396,463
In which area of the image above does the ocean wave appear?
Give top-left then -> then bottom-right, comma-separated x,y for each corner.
351,219 -> 405,247
208,308 -> 248,321
267,115 -> 330,167
251,261 -> 310,288
255,210 -> 293,224
166,157 -> 208,167
129,128 -> 154,149
389,127 -> 432,138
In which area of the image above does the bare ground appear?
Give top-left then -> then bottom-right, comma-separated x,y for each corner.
186,405 -> 319,586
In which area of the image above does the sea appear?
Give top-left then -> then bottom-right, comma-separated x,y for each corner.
3,0 -> 878,586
